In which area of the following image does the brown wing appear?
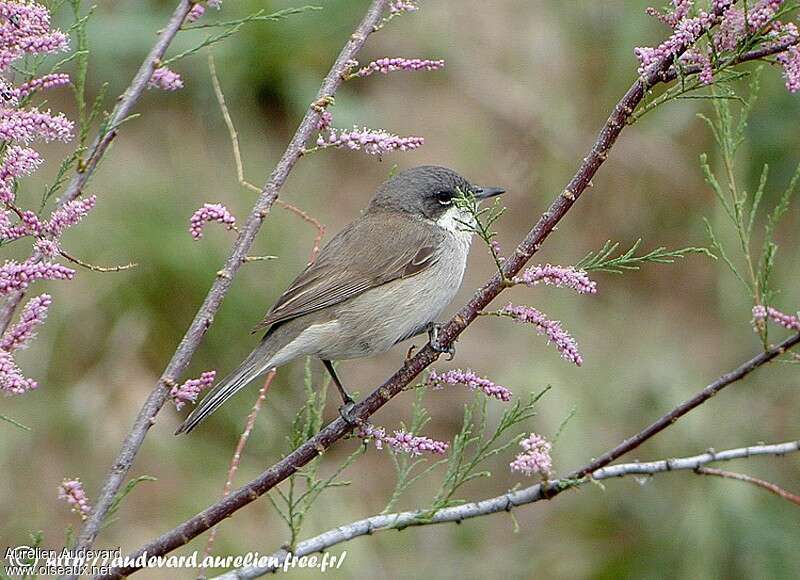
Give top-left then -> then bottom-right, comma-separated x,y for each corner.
252,212 -> 442,332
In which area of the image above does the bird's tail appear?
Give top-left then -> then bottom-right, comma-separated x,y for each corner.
174,340 -> 275,435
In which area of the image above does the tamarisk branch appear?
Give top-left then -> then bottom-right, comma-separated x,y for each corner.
72,0 -> 391,563
100,2 -> 800,576
212,440 -> 800,579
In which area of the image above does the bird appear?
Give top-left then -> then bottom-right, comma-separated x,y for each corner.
175,165 -> 505,434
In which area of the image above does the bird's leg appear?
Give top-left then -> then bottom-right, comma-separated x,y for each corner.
427,322 -> 455,360
322,359 -> 357,425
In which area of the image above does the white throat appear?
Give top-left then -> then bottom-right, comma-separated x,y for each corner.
434,205 -> 475,239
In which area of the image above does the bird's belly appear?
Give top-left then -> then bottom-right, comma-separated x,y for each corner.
318,246 -> 468,360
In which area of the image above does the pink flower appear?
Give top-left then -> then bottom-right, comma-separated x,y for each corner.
148,66 -> 183,91
510,433 -> 553,477
186,3 -> 205,23
389,0 -> 418,14
514,264 -> 597,294
777,46 -> 800,93
0,350 -> 37,394
14,72 -> 70,99
387,429 -> 449,456
1,145 -> 43,180
1,293 -> 51,352
317,110 -> 333,131
316,126 -> 424,156
44,195 -> 97,237
58,478 -> 92,519
636,3 -> 734,76
714,8 -> 745,51
171,370 -> 216,410
0,260 -> 74,295
0,107 -> 74,143
189,203 -> 237,240
499,303 -> 583,366
752,305 -> 800,331
351,57 -> 445,78
0,1 -> 69,72
645,0 -> 693,29
358,423 -> 449,456
427,368 -> 513,402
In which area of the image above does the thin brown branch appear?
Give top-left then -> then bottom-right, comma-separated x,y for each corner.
208,52 -> 326,264
81,0 -> 390,570
201,371 -> 277,571
569,331 -> 800,479
59,250 -> 138,273
0,0 -> 196,338
212,440 -> 800,579
98,4 -> 759,576
695,466 -> 800,506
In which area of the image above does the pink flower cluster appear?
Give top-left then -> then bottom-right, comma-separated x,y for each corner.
0,1 -> 92,396
635,5 -> 730,77
752,305 -> 800,331
500,303 -> 583,366
315,125 -> 424,156
514,264 -> 597,295
1,293 -> 51,352
640,0 -> 800,90
389,0 -> 418,14
0,260 -> 74,295
170,370 -> 216,410
15,72 -> 70,99
0,1 -> 69,71
187,4 -> 205,23
510,433 -> 553,477
148,66 -> 183,91
189,203 -> 237,240
358,423 -> 449,456
351,57 -> 445,78
0,350 -> 36,394
427,368 -> 513,402
58,478 -> 92,519
777,45 -> 800,92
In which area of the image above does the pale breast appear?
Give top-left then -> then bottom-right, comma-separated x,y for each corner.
316,228 -> 471,360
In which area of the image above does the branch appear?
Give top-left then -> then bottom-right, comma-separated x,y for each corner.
0,1 -> 195,337
213,440 -> 800,579
570,331 -> 800,479
76,0 -> 391,565
695,467 -> 800,506
656,35 -> 800,84
202,371 -> 277,563
99,5 -> 746,576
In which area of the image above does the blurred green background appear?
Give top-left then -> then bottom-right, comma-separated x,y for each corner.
2,1 -> 799,578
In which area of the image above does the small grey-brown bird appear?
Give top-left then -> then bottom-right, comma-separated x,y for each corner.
176,165 -> 504,434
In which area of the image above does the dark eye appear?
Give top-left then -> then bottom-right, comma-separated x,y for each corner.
434,190 -> 453,205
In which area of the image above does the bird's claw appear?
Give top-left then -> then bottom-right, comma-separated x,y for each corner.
338,401 -> 358,426
428,322 -> 455,360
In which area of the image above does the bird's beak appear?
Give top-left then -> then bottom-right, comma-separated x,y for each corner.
473,186 -> 506,200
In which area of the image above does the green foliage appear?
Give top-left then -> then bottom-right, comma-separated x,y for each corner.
102,475 -> 158,529
269,358 -> 362,550
410,387 -> 550,524
381,389 -> 449,514
699,72 -> 800,345
163,7 -> 323,67
181,6 -> 324,31
453,187 -> 507,277
575,239 -> 712,274
0,413 -> 31,431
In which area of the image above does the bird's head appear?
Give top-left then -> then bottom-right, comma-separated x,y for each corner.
368,165 -> 505,227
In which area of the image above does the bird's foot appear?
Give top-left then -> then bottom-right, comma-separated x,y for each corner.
428,322 -> 455,360
338,401 -> 358,426
405,344 -> 417,361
